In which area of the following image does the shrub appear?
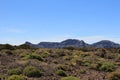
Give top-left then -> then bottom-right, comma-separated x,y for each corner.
61,76 -> 79,80
56,70 -> 67,76
107,71 -> 120,80
63,46 -> 76,50
52,60 -> 58,64
79,69 -> 86,74
98,62 -> 115,72
80,53 -> 90,57
76,56 -> 97,67
5,50 -> 13,55
96,48 -> 106,58
7,75 -> 26,80
79,48 -> 89,52
56,50 -> 66,56
7,69 -> 22,75
57,64 -> 72,71
89,63 -> 99,70
82,60 -> 91,67
22,53 -> 43,61
105,53 -> 116,59
29,54 -> 43,61
40,52 -> 50,58
23,66 -> 43,77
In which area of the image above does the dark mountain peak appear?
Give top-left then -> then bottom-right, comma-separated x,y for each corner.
92,40 -> 120,48
61,39 -> 80,44
62,39 -> 80,42
97,40 -> 114,43
79,40 -> 86,44
24,41 -> 38,48
94,40 -> 118,45
25,41 -> 32,45
60,39 -> 88,47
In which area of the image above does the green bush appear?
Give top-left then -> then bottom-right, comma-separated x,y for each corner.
107,71 -> 120,80
82,60 -> 91,67
61,76 -> 79,80
79,69 -> 86,74
22,53 -> 43,61
29,54 -> 43,61
23,66 -> 43,77
40,52 -> 50,58
56,70 -> 67,76
7,75 -> 26,80
98,62 -> 115,72
7,69 -> 22,75
57,64 -> 72,71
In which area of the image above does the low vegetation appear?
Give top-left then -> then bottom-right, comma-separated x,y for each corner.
56,69 -> 67,76
7,75 -> 26,80
23,66 -> 43,77
0,44 -> 120,80
107,71 -> 120,80
7,68 -> 22,75
98,61 -> 115,72
61,76 -> 79,80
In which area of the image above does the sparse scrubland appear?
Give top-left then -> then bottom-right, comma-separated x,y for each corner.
0,45 -> 120,80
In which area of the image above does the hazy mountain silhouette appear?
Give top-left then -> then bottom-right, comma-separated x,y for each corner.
92,40 -> 120,48
25,39 -> 120,48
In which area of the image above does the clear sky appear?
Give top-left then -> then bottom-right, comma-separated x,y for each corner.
0,0 -> 120,45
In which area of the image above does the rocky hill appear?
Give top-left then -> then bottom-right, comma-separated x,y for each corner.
25,39 -> 89,48
25,39 -> 120,48
92,40 -> 120,48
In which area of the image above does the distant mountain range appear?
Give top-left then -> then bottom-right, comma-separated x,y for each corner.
25,39 -> 120,48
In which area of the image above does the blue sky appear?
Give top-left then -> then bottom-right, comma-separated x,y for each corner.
0,0 -> 120,45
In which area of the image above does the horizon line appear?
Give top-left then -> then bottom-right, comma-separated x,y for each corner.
1,39 -> 120,46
